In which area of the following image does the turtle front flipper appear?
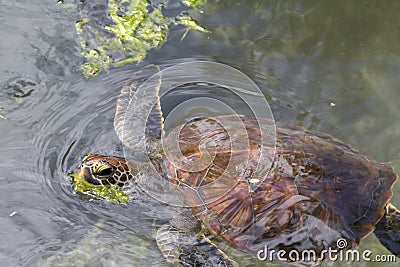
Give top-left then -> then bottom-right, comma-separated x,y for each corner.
156,224 -> 237,267
114,65 -> 164,160
374,203 -> 400,257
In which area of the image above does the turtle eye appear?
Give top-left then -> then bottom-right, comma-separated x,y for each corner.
93,164 -> 115,178
97,167 -> 113,176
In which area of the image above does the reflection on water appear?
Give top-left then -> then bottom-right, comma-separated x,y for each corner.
0,0 -> 399,266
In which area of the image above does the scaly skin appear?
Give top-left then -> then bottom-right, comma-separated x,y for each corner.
76,154 -> 134,186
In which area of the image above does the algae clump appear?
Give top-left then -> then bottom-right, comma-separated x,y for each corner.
182,0 -> 207,8
76,0 -> 207,77
70,173 -> 130,204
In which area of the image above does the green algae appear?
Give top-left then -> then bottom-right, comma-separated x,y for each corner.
181,0 -> 207,8
76,0 -> 207,78
174,13 -> 208,40
175,14 -> 207,32
70,173 -> 130,204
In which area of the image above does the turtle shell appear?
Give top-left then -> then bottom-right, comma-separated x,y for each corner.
161,115 -> 397,260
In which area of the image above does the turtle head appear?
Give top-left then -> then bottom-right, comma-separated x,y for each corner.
75,154 -> 135,186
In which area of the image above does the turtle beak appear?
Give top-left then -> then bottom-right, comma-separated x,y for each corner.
74,164 -> 101,185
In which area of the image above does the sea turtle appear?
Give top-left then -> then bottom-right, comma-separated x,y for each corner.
74,65 -> 400,266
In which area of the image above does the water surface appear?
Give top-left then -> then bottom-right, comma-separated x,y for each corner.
0,1 -> 399,266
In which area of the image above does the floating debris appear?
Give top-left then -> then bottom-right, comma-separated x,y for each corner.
9,211 -> 18,217
249,178 -> 260,184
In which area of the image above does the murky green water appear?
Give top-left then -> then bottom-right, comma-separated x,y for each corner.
0,0 -> 399,266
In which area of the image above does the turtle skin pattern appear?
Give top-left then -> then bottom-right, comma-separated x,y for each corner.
77,154 -> 134,186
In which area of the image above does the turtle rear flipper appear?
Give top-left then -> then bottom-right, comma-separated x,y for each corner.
156,224 -> 237,267
374,203 -> 400,257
